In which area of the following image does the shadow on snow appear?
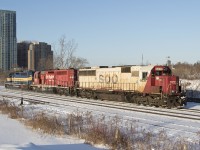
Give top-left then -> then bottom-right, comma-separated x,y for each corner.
17,143 -> 105,150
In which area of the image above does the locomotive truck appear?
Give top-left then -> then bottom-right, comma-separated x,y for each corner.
5,65 -> 186,108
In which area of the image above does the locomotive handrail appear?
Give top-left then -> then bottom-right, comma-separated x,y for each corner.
78,82 -> 137,91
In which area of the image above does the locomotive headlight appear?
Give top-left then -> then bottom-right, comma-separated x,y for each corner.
70,76 -> 74,79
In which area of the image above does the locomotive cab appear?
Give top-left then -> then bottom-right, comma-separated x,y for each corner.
148,66 -> 180,96
5,73 -> 14,88
142,65 -> 186,108
33,71 -> 41,85
151,66 -> 171,76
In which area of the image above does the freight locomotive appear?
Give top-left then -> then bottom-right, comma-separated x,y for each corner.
5,65 -> 186,108
5,70 -> 34,89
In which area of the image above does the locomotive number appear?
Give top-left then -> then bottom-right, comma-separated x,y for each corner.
99,74 -> 118,84
46,75 -> 54,80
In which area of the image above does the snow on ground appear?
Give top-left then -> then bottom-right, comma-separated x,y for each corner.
0,114 -> 104,150
181,79 -> 200,98
181,79 -> 200,91
1,81 -> 200,150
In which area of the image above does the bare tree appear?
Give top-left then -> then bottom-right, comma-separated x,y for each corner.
70,57 -> 89,68
54,35 -> 89,69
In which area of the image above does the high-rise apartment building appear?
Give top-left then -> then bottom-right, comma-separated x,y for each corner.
0,10 -> 17,71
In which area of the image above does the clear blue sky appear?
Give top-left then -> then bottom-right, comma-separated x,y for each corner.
1,0 -> 200,66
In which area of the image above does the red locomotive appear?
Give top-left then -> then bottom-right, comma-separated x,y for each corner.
31,69 -> 78,95
77,65 -> 186,108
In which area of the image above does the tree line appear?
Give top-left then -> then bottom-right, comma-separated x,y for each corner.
173,61 -> 200,79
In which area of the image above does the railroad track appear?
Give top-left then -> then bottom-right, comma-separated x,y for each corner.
1,88 -> 200,121
1,88 -> 200,138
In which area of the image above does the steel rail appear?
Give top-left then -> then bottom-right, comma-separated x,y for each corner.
1,89 -> 200,121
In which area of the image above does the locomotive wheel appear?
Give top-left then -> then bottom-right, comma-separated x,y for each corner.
141,98 -> 146,106
124,94 -> 132,103
53,87 -> 57,94
158,99 -> 164,107
58,89 -> 63,95
65,88 -> 71,96
86,91 -> 92,99
170,98 -> 181,108
131,96 -> 137,103
174,99 -> 182,108
79,90 -> 85,97
167,99 -> 175,109
92,92 -> 98,100
167,103 -> 172,109
70,88 -> 76,96
36,87 -> 41,92
135,100 -> 140,105
147,96 -> 153,106
135,97 -> 141,105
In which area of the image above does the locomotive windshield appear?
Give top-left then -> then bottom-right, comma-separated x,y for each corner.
163,67 -> 172,75
8,73 -> 13,78
151,66 -> 172,76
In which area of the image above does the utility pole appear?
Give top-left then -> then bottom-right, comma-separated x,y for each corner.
166,56 -> 171,68
142,54 -> 144,66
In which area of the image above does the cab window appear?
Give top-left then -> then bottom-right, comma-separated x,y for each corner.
142,72 -> 148,80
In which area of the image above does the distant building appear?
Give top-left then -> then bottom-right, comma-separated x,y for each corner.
33,42 -> 53,71
0,10 -> 17,71
28,43 -> 35,71
17,41 -> 30,69
17,41 -> 53,71
166,56 -> 172,69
